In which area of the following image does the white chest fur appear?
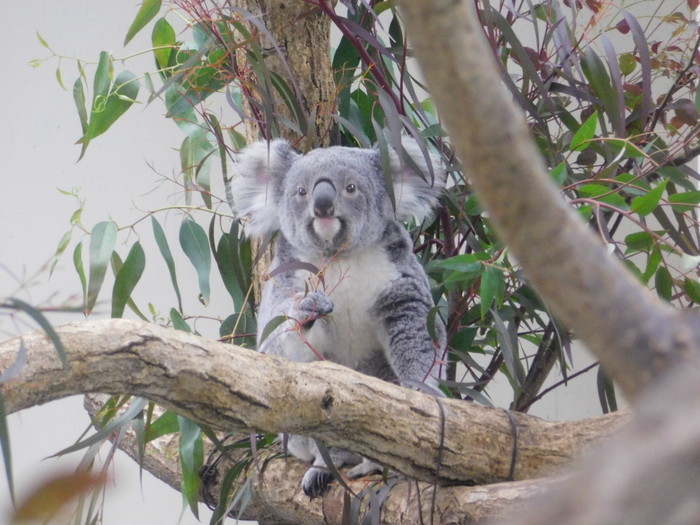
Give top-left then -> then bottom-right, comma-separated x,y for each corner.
303,246 -> 398,367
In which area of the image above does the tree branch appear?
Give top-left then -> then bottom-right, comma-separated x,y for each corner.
397,0 -> 700,399
3,319 -> 625,488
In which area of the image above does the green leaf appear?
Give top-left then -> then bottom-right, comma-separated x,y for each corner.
332,34 -> 361,87
111,242 -> 146,318
685,278 -> 700,303
480,266 -> 504,320
179,216 -> 211,303
549,161 -> 569,186
50,230 -> 72,275
668,190 -> 700,213
570,111 -> 598,151
631,180 -> 667,216
93,51 -> 113,102
0,394 -> 14,506
258,316 -> 288,346
124,0 -> 162,46
180,131 -> 214,207
624,231 -> 653,253
655,266 -> 673,301
152,17 -> 176,72
178,416 -> 203,519
151,216 -> 183,312
434,254 -> 482,274
619,52 -> 637,76
213,225 -> 245,309
73,241 -> 87,306
642,246 -> 662,284
578,183 -> 628,209
36,31 -> 50,49
145,410 -> 179,442
170,308 -> 192,332
581,48 -> 621,134
3,299 -> 69,370
73,78 -> 88,137
86,221 -> 118,314
84,70 -> 140,142
55,398 -> 148,456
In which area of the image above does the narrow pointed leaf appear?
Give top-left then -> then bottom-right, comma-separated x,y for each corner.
631,180 -> 667,216
54,398 -> 148,456
87,221 -> 118,314
151,216 -> 183,312
0,394 -> 13,506
179,216 -> 211,303
655,266 -> 673,301
178,416 -> 203,519
111,242 -> 146,318
124,0 -> 162,46
73,241 -> 87,306
73,78 -> 88,135
4,299 -> 69,369
570,111 -> 598,151
152,17 -> 176,72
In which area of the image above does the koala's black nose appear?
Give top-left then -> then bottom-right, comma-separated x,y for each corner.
313,180 -> 336,218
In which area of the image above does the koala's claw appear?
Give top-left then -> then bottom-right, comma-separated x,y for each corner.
302,467 -> 334,498
296,291 -> 333,329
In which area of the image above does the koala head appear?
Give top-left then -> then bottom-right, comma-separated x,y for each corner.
232,137 -> 445,257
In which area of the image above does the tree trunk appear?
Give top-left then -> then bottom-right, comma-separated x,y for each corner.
232,0 -> 337,306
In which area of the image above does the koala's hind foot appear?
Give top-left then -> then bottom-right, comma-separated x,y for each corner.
302,456 -> 384,498
301,447 -> 361,498
296,290 -> 333,329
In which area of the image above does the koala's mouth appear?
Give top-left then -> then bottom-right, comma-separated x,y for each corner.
309,216 -> 345,246
312,216 -> 341,240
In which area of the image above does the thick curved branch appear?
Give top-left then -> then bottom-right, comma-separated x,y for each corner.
3,319 -> 625,487
83,396 -> 558,525
397,0 -> 700,399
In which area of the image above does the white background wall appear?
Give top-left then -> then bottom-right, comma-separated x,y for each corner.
1,2 -> 604,524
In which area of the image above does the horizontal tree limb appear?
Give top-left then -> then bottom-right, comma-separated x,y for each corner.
83,394 -> 557,525
3,319 -> 626,488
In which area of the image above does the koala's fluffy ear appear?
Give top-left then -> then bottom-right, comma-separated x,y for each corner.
232,139 -> 298,237
389,137 -> 446,222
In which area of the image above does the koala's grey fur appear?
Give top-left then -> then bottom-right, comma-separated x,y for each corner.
233,137 -> 446,497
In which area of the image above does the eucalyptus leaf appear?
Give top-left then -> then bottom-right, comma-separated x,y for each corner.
86,221 -> 118,314
631,180 -> 667,216
124,0 -> 162,45
179,215 -> 211,303
178,416 -> 203,519
111,242 -> 146,318
152,216 -> 183,312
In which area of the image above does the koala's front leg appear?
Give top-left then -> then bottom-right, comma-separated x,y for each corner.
257,284 -> 334,361
374,277 -> 445,389
295,290 -> 333,329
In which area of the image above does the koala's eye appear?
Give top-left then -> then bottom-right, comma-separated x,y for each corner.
345,183 -> 356,193
297,187 -> 307,197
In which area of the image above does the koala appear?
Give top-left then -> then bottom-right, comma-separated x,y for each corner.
232,137 -> 446,497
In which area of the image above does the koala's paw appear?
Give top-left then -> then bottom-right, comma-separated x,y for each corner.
302,467 -> 334,498
347,458 -> 383,479
296,291 -> 333,329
